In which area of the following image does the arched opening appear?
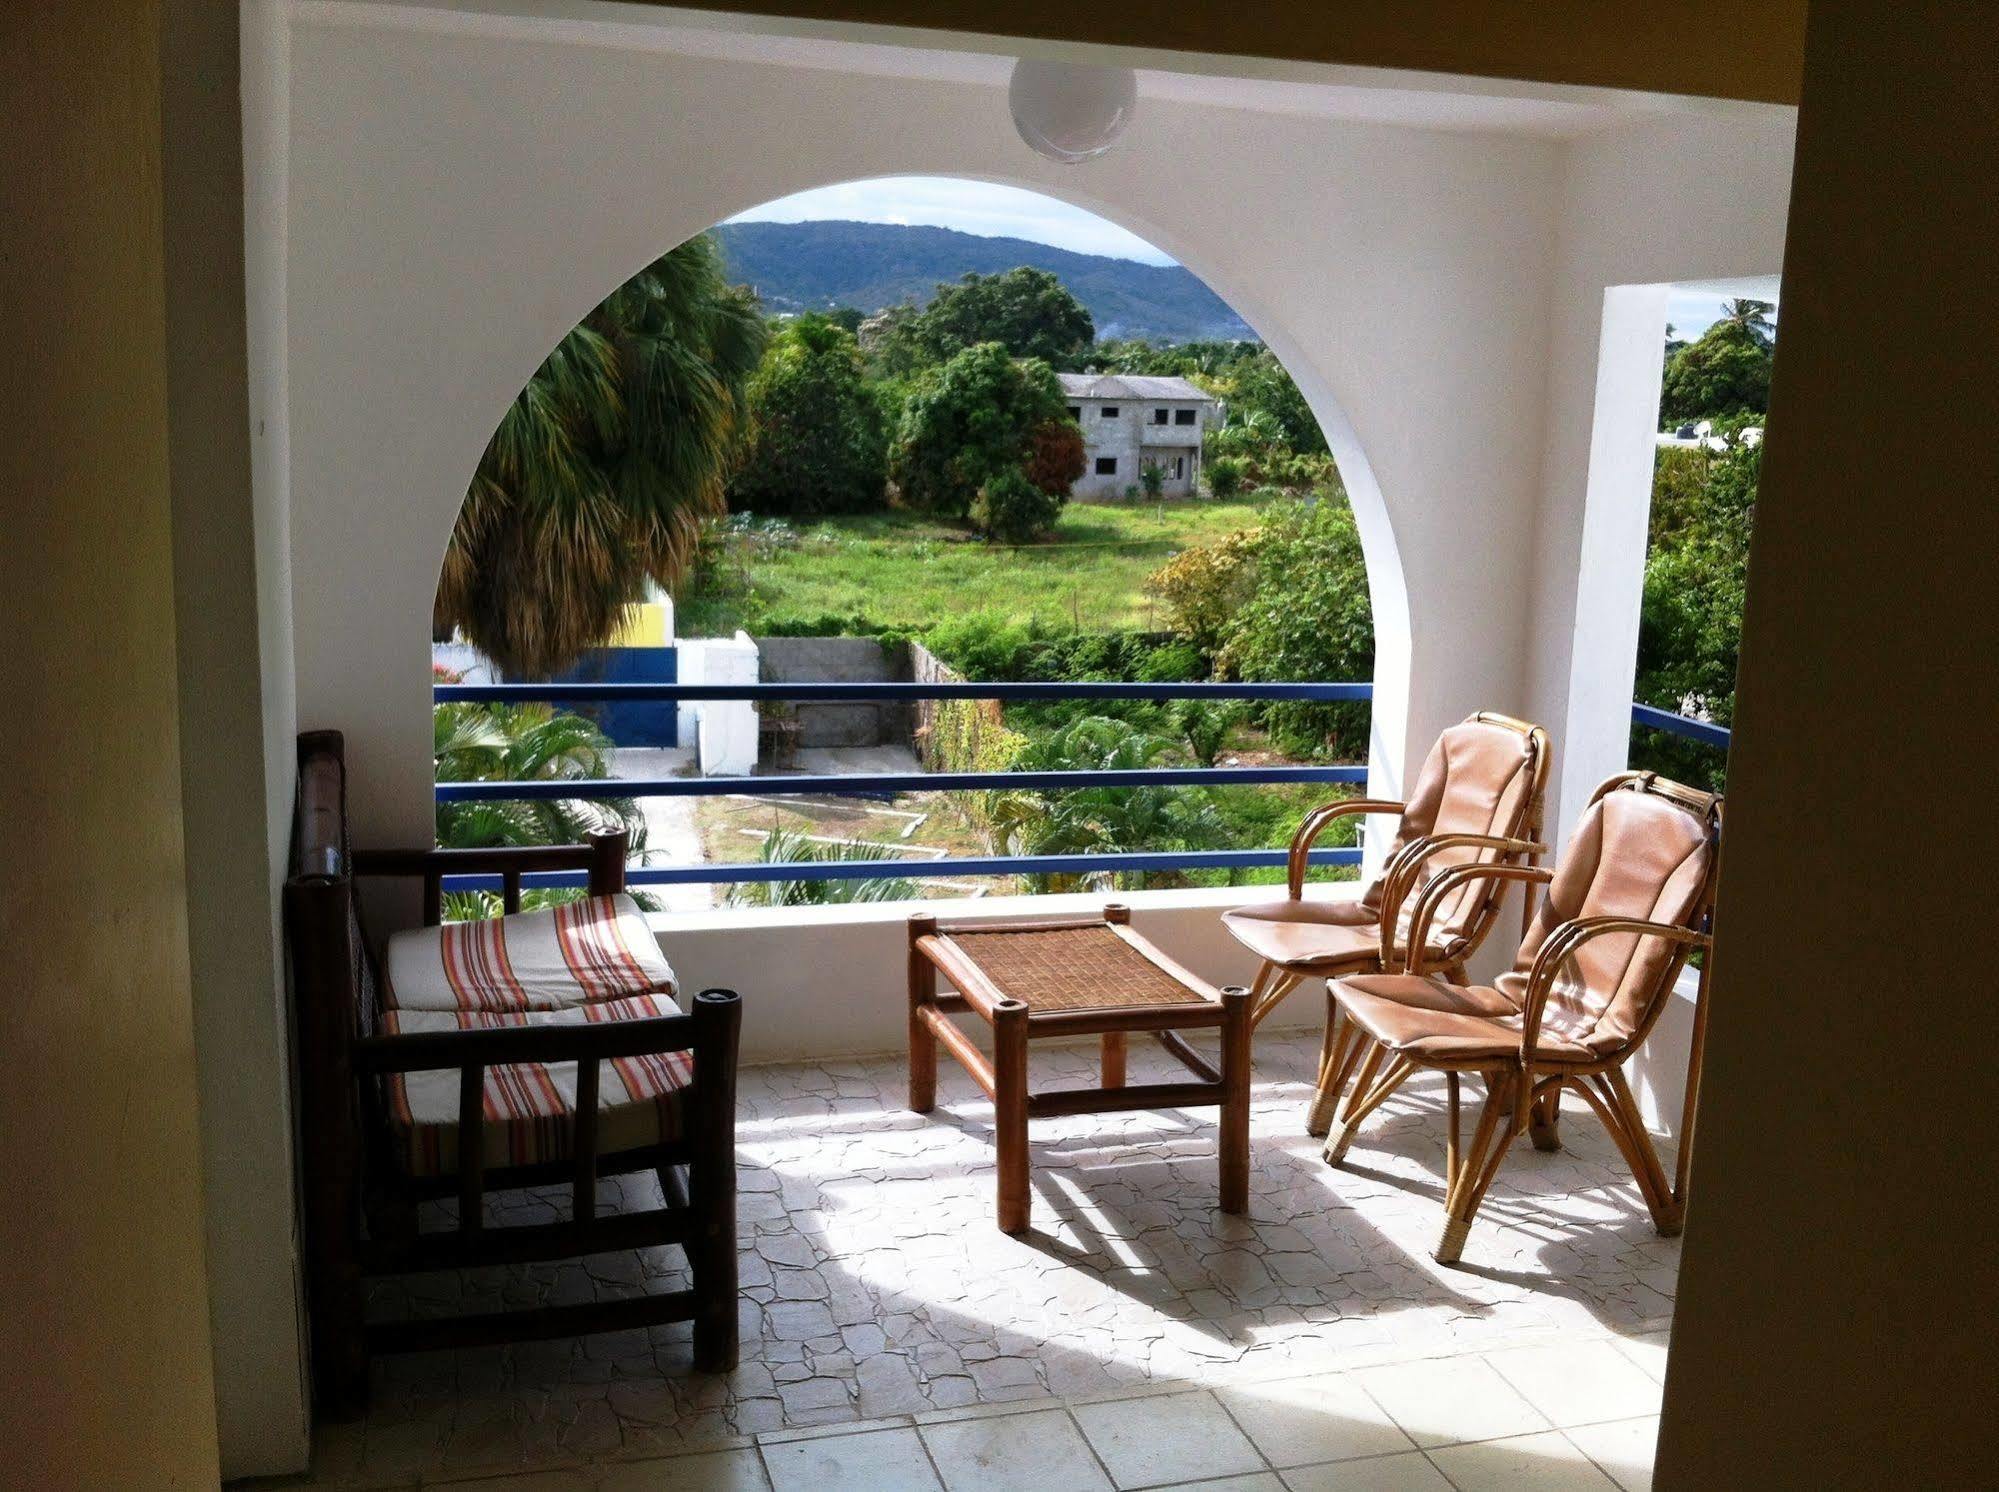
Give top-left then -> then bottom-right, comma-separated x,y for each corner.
428,176 -> 1411,910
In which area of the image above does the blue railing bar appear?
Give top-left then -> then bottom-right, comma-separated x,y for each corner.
437,764 -> 1369,803
441,844 -> 1364,891
1630,703 -> 1733,749
435,680 -> 1372,704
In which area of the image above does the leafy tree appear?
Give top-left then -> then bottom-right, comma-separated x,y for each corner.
973,466 -> 1066,544
729,314 -> 887,515
1024,418 -> 1086,499
1659,318 -> 1772,422
1222,348 -> 1328,454
823,305 -> 866,335
1147,498 -> 1374,757
908,267 -> 1095,368
436,237 -> 766,676
857,301 -> 929,378
891,343 -> 1074,519
1632,436 -> 1759,790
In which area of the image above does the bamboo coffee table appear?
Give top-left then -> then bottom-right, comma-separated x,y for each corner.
907,905 -> 1252,1234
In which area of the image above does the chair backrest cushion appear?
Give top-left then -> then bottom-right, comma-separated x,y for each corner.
1509,784 -> 1716,1053
1363,718 -> 1543,947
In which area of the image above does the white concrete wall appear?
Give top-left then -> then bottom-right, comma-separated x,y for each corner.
231,9 -> 1796,1466
1071,397 -> 1208,496
1524,109 -> 1796,841
274,7 -> 1603,854
655,886 -> 1333,1064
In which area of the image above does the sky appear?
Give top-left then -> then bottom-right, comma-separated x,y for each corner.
1667,291 -> 1779,340
726,176 -> 1177,266
727,177 -> 1773,338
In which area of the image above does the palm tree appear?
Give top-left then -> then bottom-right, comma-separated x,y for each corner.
723,824 -> 919,906
1718,298 -> 1776,345
433,701 -> 645,852
986,715 -> 1230,891
435,236 -> 767,677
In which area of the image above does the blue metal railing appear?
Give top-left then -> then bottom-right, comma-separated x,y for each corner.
436,679 -> 1372,890
1630,701 -> 1733,750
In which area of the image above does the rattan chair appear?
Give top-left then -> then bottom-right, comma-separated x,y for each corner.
1319,771 -> 1722,1263
1221,712 -> 1549,1132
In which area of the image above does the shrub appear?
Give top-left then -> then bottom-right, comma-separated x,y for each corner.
1139,460 -> 1166,498
1206,456 -> 1245,498
1146,532 -> 1257,655
1147,497 -> 1374,757
972,466 -> 1066,543
1169,699 -> 1245,767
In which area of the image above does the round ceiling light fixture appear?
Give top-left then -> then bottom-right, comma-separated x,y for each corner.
1008,59 -> 1137,165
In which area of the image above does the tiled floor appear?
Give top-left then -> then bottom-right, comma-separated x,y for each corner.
270,1034 -> 1678,1490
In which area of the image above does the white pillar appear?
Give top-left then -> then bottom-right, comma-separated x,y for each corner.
1554,283 -> 1671,838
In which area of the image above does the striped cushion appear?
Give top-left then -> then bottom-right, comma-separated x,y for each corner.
382,993 -> 692,1178
384,894 -> 675,1013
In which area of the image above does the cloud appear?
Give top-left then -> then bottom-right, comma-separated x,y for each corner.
725,177 -> 1177,266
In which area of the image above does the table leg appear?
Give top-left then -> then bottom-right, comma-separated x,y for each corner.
1100,1030 -> 1126,1089
1218,986 -> 1252,1214
994,999 -> 1030,1234
907,914 -> 937,1113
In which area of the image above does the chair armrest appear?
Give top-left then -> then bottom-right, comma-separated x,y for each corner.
1400,862 -> 1554,974
1375,835 -> 1548,969
1517,917 -> 1710,1070
1287,798 -> 1405,899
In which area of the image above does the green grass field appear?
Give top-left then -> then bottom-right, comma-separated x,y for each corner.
677,494 -> 1283,635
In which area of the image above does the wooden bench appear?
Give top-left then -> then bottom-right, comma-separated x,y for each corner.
283,729 -> 741,1414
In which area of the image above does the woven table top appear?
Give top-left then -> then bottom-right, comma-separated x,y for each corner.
941,924 -> 1212,1012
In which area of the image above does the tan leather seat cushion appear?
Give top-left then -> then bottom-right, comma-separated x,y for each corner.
1334,975 -> 1595,1063
1221,896 -> 1387,970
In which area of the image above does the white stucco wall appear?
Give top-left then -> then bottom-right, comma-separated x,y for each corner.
1524,109 -> 1796,841
276,8 -> 1598,865
232,2 -> 1797,1468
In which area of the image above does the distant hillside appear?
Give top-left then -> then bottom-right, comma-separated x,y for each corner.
712,220 -> 1255,346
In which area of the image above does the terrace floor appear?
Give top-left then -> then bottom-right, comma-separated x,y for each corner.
277,1033 -> 1676,1492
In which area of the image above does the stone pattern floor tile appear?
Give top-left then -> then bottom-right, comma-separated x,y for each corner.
289,1036 -> 1678,1489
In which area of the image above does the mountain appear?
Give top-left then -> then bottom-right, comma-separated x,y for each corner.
711,220 -> 1255,345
